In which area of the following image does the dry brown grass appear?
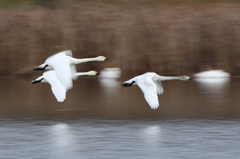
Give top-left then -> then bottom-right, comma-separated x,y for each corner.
0,2 -> 240,77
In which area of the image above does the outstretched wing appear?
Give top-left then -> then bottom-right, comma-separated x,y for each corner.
70,64 -> 77,80
44,71 -> 66,102
154,80 -> 164,95
63,50 -> 73,57
51,83 -> 66,102
46,53 -> 73,90
136,77 -> 159,109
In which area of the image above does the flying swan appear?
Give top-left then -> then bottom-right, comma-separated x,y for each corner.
33,50 -> 109,90
32,70 -> 98,102
122,72 -> 190,109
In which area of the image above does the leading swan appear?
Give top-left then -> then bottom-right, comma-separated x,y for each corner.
33,50 -> 109,90
122,72 -> 190,109
32,70 -> 98,102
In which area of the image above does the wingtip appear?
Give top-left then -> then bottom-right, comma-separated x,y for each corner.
57,99 -> 65,102
150,104 -> 159,110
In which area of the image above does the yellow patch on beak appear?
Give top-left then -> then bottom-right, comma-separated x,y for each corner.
93,71 -> 97,74
103,57 -> 106,60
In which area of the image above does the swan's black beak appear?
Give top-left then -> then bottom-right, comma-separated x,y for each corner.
33,67 -> 45,71
31,80 -> 40,84
31,78 -> 43,84
33,65 -> 48,71
122,83 -> 131,87
105,58 -> 110,60
96,72 -> 100,75
122,81 -> 135,87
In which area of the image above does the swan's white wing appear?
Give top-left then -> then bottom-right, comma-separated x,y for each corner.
154,80 -> 164,95
70,64 -> 77,80
51,83 -> 66,102
136,78 -> 159,109
43,71 -> 66,102
62,50 -> 73,57
46,54 -> 73,90
54,61 -> 72,90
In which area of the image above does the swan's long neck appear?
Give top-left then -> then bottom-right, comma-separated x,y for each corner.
157,76 -> 183,81
75,72 -> 92,77
69,57 -> 99,64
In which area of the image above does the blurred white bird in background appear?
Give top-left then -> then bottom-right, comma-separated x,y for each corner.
99,68 -> 121,79
193,70 -> 230,78
193,70 -> 230,93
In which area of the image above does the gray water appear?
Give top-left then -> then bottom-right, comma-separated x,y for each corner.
0,77 -> 240,159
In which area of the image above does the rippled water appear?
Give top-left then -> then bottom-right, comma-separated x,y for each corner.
0,77 -> 240,159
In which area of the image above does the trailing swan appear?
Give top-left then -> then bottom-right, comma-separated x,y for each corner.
33,50 -> 109,90
32,70 -> 98,102
122,72 -> 190,109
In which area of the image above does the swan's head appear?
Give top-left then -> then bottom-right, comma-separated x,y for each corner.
88,70 -> 99,76
96,56 -> 110,61
180,76 -> 190,81
122,80 -> 135,87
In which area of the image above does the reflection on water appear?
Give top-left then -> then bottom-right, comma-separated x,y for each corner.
194,77 -> 230,93
0,119 -> 240,159
50,123 -> 73,147
194,77 -> 231,106
0,77 -> 240,158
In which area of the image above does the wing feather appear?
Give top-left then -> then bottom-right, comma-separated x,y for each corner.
46,54 -> 73,90
70,64 -> 77,80
136,78 -> 159,109
51,83 -> 66,102
43,71 -> 66,102
63,50 -> 73,57
154,80 -> 164,95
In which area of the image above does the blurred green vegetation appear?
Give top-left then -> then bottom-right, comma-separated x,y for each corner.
0,0 -> 60,8
0,0 -> 31,8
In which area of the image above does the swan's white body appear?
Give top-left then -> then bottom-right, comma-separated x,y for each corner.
34,50 -> 109,89
123,72 -> 190,109
193,70 -> 230,78
32,70 -> 98,102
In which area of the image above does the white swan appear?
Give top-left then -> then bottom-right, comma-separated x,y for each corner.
33,50 -> 109,89
122,72 -> 190,109
32,70 -> 98,102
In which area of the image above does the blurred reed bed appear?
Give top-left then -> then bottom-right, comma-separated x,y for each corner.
0,1 -> 240,76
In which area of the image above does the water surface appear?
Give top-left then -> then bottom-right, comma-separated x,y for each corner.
0,77 -> 240,158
